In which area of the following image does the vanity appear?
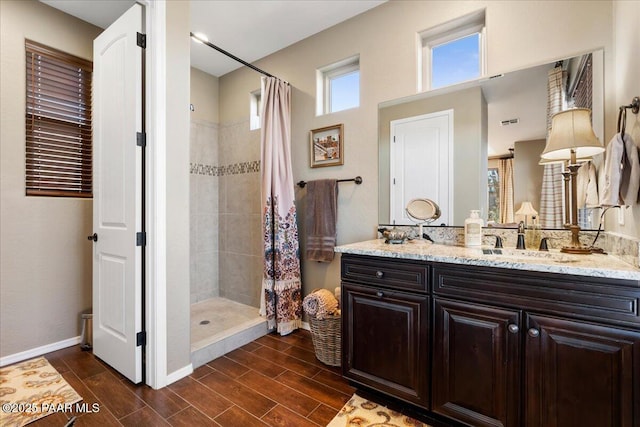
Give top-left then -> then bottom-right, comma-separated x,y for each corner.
336,240 -> 640,427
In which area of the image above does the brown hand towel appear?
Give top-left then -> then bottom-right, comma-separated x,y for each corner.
305,179 -> 338,262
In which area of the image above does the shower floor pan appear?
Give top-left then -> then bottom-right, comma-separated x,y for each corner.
191,297 -> 267,368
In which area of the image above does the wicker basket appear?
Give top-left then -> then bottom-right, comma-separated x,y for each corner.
309,315 -> 341,367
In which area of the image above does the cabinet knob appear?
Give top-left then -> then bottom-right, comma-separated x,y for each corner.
375,271 -> 384,279
376,291 -> 384,298
508,324 -> 519,334
528,328 -> 540,338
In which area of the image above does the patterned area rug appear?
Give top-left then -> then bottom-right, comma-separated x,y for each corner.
0,356 -> 82,427
327,393 -> 431,427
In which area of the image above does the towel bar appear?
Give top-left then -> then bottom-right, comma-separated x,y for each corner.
297,176 -> 362,188
617,96 -> 639,139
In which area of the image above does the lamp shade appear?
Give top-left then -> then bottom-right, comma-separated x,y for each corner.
541,108 -> 604,160
515,201 -> 538,217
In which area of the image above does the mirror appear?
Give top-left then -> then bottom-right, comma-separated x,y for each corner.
378,50 -> 604,229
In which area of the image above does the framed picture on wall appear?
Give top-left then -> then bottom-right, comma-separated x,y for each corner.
310,124 -> 344,168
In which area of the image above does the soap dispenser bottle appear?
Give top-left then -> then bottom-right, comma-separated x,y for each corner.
526,215 -> 541,249
464,210 -> 484,247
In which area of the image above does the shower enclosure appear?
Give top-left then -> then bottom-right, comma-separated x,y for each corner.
189,115 -> 266,367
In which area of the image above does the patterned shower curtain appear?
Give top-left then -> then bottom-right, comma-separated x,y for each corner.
258,77 -> 302,335
539,65 -> 566,228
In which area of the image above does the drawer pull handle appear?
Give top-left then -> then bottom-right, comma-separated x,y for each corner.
508,324 -> 519,334
375,271 -> 384,279
376,291 -> 384,298
528,328 -> 540,338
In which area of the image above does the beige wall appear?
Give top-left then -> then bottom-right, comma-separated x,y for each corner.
218,0 -> 618,295
165,0 -> 191,374
0,0 -> 102,358
514,139 -> 546,214
190,67 -> 219,123
608,0 -> 640,238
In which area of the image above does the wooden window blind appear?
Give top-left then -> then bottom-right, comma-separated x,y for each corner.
25,40 -> 93,198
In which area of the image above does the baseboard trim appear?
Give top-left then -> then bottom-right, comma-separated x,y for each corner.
165,363 -> 193,385
0,336 -> 81,367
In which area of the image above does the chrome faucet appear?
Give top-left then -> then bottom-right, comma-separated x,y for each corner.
516,221 -> 526,250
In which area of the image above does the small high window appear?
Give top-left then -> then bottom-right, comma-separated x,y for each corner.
317,55 -> 360,115
419,9 -> 486,91
25,40 -> 93,198
250,89 -> 261,130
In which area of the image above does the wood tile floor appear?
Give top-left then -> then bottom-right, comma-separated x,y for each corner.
33,329 -> 355,426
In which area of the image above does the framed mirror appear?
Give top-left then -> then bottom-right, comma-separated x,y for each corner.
378,49 -> 604,230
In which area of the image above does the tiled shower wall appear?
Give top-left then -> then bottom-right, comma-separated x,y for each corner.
218,119 -> 263,308
190,119 -> 219,303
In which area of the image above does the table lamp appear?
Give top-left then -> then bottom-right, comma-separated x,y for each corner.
515,201 -> 538,226
540,108 -> 604,253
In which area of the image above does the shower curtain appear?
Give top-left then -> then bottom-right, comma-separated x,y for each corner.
539,65 -> 566,228
498,158 -> 514,223
259,76 -> 302,335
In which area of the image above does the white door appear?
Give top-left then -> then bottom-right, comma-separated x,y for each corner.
390,110 -> 453,225
92,3 -> 144,384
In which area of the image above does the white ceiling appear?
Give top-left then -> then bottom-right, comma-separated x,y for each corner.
40,0 -> 386,77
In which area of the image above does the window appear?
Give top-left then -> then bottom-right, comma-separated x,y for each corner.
250,89 -> 261,130
25,40 -> 93,198
487,168 -> 500,223
419,9 -> 485,91
317,55 -> 359,115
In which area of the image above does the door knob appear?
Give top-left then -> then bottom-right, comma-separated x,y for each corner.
528,328 -> 540,338
376,291 -> 384,298
375,271 -> 384,279
508,324 -> 519,334
87,233 -> 98,242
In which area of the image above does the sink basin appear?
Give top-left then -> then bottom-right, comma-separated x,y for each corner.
481,248 -> 577,263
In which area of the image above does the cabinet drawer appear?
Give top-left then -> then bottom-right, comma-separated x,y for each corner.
341,254 -> 429,293
433,263 -> 640,327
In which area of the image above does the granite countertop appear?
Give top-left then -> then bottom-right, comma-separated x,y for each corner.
334,239 -> 640,281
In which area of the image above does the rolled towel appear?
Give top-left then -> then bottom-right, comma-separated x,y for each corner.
334,287 -> 341,308
303,289 -> 338,320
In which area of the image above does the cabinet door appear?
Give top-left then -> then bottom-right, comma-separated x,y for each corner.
525,314 -> 640,427
342,283 -> 430,408
432,298 -> 521,427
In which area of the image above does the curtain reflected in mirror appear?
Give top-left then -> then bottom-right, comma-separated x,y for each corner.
498,158 -> 514,224
486,158 -> 514,225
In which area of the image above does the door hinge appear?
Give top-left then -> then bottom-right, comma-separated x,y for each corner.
136,132 -> 146,147
393,178 -> 396,185
136,331 -> 146,347
136,232 -> 146,247
137,32 -> 146,49
393,136 -> 396,143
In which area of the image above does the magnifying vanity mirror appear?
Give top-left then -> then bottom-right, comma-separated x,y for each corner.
378,50 -> 604,230
406,198 -> 441,239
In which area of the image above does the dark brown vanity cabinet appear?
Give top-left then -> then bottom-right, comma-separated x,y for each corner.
525,314 -> 640,427
432,298 -> 521,427
433,263 -> 640,427
341,255 -> 430,409
341,253 -> 640,427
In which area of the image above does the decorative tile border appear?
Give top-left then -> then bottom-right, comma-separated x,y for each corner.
190,160 -> 260,177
